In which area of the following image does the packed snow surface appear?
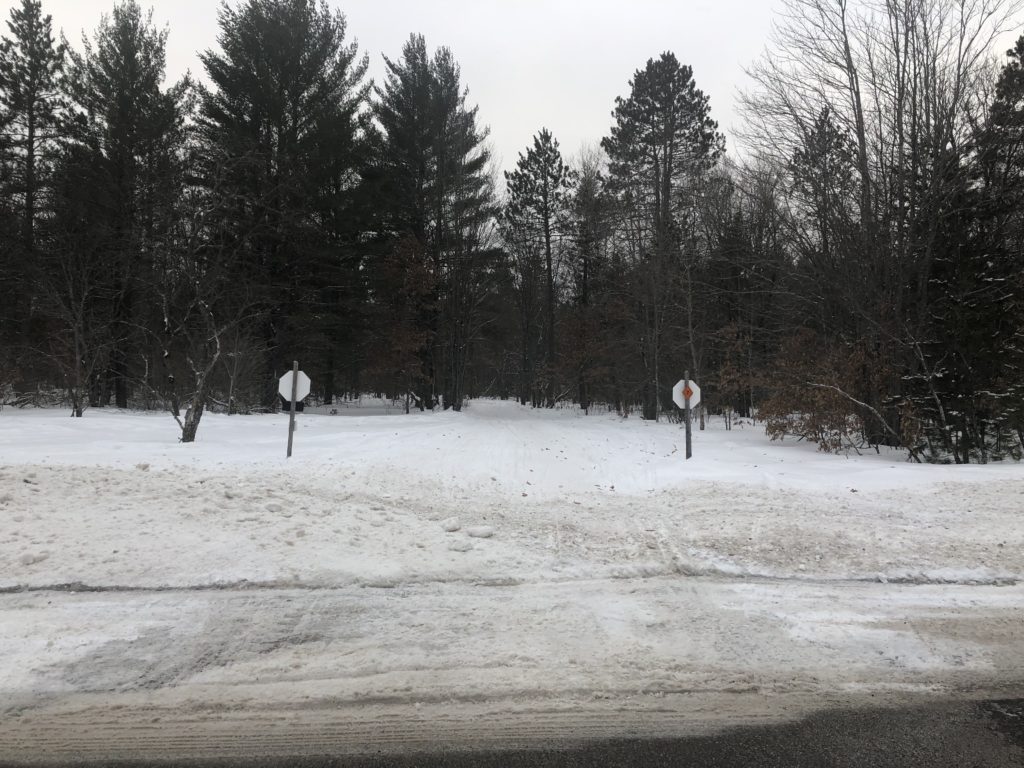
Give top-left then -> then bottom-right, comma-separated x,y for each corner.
1,400 -> 1020,588
0,400 -> 1022,757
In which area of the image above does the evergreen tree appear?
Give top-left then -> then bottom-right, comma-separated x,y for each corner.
0,0 -> 63,251
905,145 -> 1017,462
603,52 -> 723,255
63,0 -> 190,408
562,145 -> 613,412
199,0 -> 369,407
499,199 -> 544,406
983,35 -> 1024,453
0,0 -> 64,373
601,52 -> 724,419
903,35 -> 1024,462
372,34 -> 494,410
503,128 -> 574,406
39,140 -> 117,416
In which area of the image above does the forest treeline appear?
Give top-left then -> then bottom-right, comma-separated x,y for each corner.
1,0 -> 1023,462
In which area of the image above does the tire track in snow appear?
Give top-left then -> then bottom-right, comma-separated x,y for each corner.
3,577 -> 1023,762
0,568 -> 1018,596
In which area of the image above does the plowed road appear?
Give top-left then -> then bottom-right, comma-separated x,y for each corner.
1,576 -> 1022,763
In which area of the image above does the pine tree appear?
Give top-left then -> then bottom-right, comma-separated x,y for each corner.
0,0 -> 64,370
563,146 -> 613,412
198,0 -> 368,409
63,0 -> 190,408
907,148 -> 1017,462
40,141 -> 117,416
499,199 -> 544,406
362,235 -> 434,411
372,34 -> 494,410
601,52 -> 724,419
985,35 -> 1024,454
503,128 -> 574,406
603,53 -> 723,255
904,35 -> 1024,462
198,0 -> 369,407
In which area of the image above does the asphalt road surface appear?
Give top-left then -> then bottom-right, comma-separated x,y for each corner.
0,699 -> 1022,767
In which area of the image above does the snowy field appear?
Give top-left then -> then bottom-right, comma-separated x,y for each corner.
1,400 -> 1023,759
2,399 -> 1022,588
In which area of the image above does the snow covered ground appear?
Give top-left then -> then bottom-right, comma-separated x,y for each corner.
2,400 -> 1021,588
1,400 -> 1022,759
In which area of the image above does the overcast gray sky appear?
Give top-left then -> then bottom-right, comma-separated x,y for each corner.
30,0 -> 783,171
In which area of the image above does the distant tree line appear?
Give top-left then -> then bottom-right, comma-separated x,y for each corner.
0,0 -> 1022,462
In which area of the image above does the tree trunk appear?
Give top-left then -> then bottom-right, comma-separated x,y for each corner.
323,367 -> 334,406
181,400 -> 205,443
543,207 -> 556,407
642,380 -> 657,421
112,353 -> 129,409
24,111 -> 36,257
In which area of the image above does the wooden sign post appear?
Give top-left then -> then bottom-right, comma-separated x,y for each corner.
286,361 -> 298,458
672,375 -> 702,461
684,370 -> 692,460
